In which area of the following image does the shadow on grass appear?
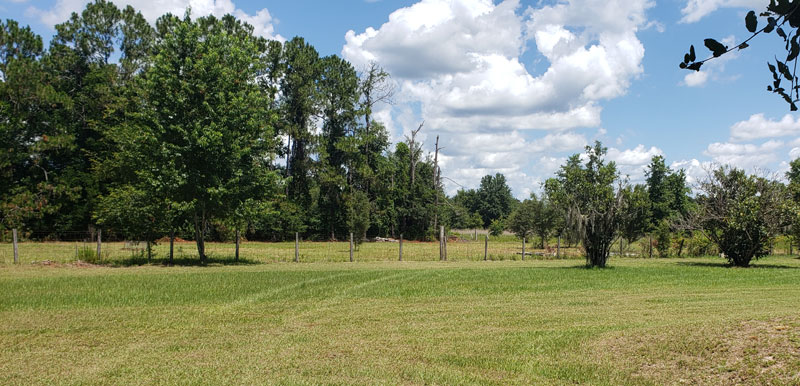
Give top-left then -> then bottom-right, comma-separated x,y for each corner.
676,261 -> 800,269
560,264 -> 616,270
112,255 -> 262,267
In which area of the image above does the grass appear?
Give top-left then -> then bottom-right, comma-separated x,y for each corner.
0,238 -> 584,265
0,247 -> 799,384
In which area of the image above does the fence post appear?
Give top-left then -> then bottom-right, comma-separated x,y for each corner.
474,229 -> 477,241
484,234 -> 488,261
620,238 -> 623,257
96,229 -> 102,262
294,232 -> 299,262
648,235 -> 652,258
440,226 -> 447,261
12,228 -> 19,264
439,226 -> 444,261
522,237 -> 526,261
169,230 -> 175,264
350,232 -> 354,262
399,234 -> 403,261
557,235 -> 561,259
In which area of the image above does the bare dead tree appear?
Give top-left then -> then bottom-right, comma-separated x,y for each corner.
406,122 -> 423,186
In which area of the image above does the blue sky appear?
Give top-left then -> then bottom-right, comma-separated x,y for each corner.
3,0 -> 798,197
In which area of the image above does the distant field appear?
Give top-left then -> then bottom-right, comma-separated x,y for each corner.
0,238 -> 585,265
1,256 -> 799,384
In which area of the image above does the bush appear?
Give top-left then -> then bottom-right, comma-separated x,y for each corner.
654,220 -> 672,258
692,167 -> 789,266
489,219 -> 505,237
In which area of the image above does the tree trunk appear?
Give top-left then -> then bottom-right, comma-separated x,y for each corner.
235,229 -> 240,262
195,212 -> 206,262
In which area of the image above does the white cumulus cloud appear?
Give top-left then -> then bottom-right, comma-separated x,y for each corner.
27,0 -> 282,40
730,113 -> 800,141
344,0 -> 654,196
704,140 -> 784,170
680,0 -> 764,23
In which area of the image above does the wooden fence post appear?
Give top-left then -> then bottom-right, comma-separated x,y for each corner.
12,228 -> 19,264
399,234 -> 403,261
557,235 -> 561,259
294,232 -> 299,262
96,229 -> 102,262
169,230 -> 174,264
439,226 -> 444,261
350,232 -> 354,262
522,237 -> 526,261
484,234 -> 488,261
440,226 -> 447,261
620,239 -> 623,257
474,229 -> 477,241
648,235 -> 652,258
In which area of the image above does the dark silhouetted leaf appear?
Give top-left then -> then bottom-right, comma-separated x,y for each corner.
792,102 -> 798,111
704,38 -> 727,57
768,85 -> 773,91
679,62 -> 687,69
739,42 -> 749,50
689,45 -> 696,62
777,27 -> 787,39
684,53 -> 691,63
687,62 -> 702,71
788,39 -> 799,62
764,17 -> 776,33
777,59 -> 793,80
746,11 -> 758,33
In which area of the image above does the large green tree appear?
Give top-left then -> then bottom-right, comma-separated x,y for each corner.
125,12 -> 281,261
476,173 -> 515,227
548,142 -> 625,267
0,20 -> 68,231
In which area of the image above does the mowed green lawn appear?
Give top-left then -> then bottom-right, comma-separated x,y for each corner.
1,255 -> 799,384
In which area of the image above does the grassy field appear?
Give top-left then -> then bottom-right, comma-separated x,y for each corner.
1,249 -> 799,384
0,238 -> 585,265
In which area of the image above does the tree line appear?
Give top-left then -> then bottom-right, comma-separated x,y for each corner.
0,1 -> 454,261
3,1 -> 799,267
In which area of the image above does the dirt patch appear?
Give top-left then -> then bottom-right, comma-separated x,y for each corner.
155,236 -> 191,243
32,260 -> 105,268
591,317 -> 800,385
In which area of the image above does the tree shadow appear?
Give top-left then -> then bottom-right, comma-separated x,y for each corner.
675,261 -> 800,269
559,264 -> 616,270
112,255 -> 262,267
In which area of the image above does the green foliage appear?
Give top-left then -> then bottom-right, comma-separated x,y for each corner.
693,167 -> 790,267
549,141 -> 624,267
476,174 -> 515,227
507,198 -> 536,240
654,220 -> 672,258
619,184 -> 651,244
488,218 -> 505,237
346,190 -> 371,246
